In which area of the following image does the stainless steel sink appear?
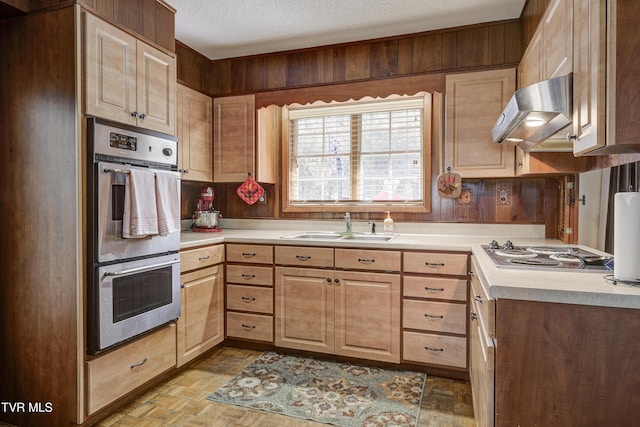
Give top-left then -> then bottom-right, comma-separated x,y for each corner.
281,232 -> 397,242
340,234 -> 397,242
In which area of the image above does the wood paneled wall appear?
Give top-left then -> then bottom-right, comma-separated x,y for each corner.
177,19 -> 522,97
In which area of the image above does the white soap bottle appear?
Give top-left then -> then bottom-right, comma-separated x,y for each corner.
383,211 -> 394,233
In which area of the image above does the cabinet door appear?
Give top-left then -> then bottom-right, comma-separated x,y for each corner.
541,0 -> 572,79
334,271 -> 400,363
177,265 -> 224,367
136,41 -> 176,135
177,84 -> 212,181
84,12 -> 137,126
572,0 -> 606,155
518,30 -> 541,89
445,69 -> 516,177
213,95 -> 256,182
275,267 -> 334,354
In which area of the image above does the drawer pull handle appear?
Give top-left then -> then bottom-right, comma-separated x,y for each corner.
198,255 -> 210,261
424,313 -> 444,319
474,295 -> 484,303
130,357 -> 147,369
241,274 -> 256,279
470,311 -> 478,321
424,347 -> 444,352
358,258 -> 375,264
296,255 -> 312,260
241,296 -> 256,302
242,252 -> 256,258
424,287 -> 444,292
242,324 -> 256,330
425,262 -> 445,268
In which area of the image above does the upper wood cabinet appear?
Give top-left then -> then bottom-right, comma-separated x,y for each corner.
213,95 -> 278,183
572,0 -> 640,155
445,69 -> 516,178
84,12 -> 176,135
213,95 -> 255,182
177,84 -> 212,182
519,0 -> 572,89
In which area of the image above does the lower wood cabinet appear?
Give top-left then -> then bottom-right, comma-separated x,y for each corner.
225,244 -> 274,343
402,251 -> 469,369
177,245 -> 225,367
86,324 -> 176,415
275,265 -> 401,363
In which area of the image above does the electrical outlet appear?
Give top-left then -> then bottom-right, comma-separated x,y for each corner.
259,193 -> 267,203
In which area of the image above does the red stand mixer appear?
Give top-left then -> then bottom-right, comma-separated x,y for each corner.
191,186 -> 222,232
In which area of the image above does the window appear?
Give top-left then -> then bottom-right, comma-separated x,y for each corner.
282,93 -> 432,213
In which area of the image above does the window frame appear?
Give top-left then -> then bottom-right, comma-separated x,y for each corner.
281,92 -> 432,213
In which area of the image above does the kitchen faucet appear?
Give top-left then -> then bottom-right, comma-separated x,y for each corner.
344,212 -> 351,233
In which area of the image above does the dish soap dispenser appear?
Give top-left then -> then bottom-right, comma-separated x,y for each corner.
383,211 -> 394,233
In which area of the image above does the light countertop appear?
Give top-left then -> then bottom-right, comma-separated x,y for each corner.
180,221 -> 640,309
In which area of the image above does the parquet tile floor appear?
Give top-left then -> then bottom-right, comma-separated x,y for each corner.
96,346 -> 475,427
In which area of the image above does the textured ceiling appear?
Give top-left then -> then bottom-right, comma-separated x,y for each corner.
165,0 -> 526,60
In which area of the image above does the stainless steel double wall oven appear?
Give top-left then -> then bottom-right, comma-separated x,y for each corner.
87,118 -> 181,355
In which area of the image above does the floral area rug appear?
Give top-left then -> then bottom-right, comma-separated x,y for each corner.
207,351 -> 426,427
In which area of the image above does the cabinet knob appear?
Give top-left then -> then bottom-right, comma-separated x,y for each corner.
474,295 -> 484,303
566,132 -> 578,142
334,278 -> 340,286
139,113 -> 146,120
470,311 -> 478,321
326,277 -> 332,283
131,111 -> 138,118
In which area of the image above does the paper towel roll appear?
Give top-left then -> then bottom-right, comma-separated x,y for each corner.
614,192 -> 640,281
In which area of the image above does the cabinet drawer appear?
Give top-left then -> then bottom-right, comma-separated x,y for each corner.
226,265 -> 273,286
335,249 -> 401,272
403,331 -> 467,368
226,312 -> 273,342
470,256 -> 495,337
404,252 -> 468,275
275,245 -> 334,268
227,284 -> 273,314
87,324 -> 176,415
404,276 -> 467,302
403,300 -> 467,334
181,244 -> 224,272
226,244 -> 273,264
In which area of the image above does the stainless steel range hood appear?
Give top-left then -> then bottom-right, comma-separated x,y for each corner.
491,74 -> 572,151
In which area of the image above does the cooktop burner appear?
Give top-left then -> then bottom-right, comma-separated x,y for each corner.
482,242 -> 613,272
507,258 -> 561,267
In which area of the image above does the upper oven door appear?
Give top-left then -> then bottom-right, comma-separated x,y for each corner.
96,161 -> 180,263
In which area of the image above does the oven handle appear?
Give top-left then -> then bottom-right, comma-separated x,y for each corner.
103,259 -> 179,278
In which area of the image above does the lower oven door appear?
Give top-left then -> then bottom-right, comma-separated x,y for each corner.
89,253 -> 180,354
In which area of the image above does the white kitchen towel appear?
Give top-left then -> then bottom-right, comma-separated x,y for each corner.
155,171 -> 180,236
614,192 -> 640,281
123,168 -> 159,238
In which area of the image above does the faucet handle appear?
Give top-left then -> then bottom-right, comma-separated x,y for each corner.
369,222 -> 376,234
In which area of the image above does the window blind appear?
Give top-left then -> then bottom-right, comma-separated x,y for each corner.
286,96 -> 426,206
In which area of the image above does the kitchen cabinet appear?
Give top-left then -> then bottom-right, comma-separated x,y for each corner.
225,244 -> 274,342
213,95 -> 278,183
84,12 -> 176,135
515,147 -> 590,176
177,244 -> 225,367
86,323 -> 176,415
177,84 -> 212,181
494,299 -> 640,426
572,0 -> 640,155
275,246 -> 401,363
518,0 -> 572,88
402,251 -> 469,369
468,256 -> 495,427
445,69 -> 516,178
